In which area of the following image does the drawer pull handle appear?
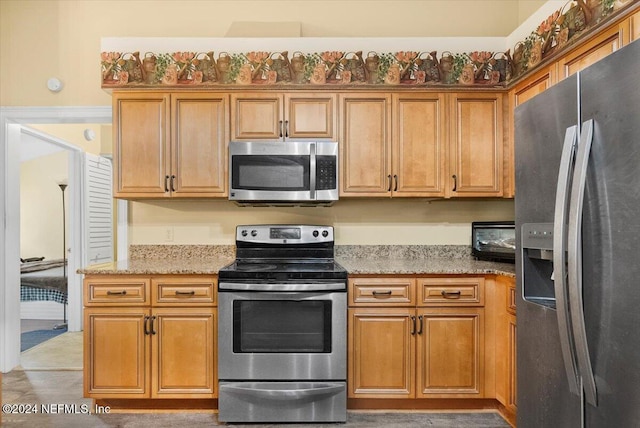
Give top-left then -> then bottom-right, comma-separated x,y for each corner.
441,290 -> 462,299
106,290 -> 127,296
175,290 -> 196,296
372,290 -> 392,297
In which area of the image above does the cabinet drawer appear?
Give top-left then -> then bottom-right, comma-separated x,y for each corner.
153,276 -> 216,306
349,277 -> 416,306
418,277 -> 484,306
85,276 -> 150,306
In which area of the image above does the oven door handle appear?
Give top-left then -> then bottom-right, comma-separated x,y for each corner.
220,382 -> 345,401
219,282 -> 346,292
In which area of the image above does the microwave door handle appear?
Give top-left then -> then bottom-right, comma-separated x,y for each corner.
568,119 -> 598,406
552,124 -> 581,396
310,142 -> 316,200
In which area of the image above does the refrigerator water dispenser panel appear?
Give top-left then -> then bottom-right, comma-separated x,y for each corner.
521,223 -> 556,309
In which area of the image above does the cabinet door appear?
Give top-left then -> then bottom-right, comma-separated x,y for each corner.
392,93 -> 446,197
230,93 -> 282,140
339,93 -> 392,196
512,64 -> 557,107
84,308 -> 150,398
557,24 -> 624,80
631,9 -> 640,42
348,308 -> 415,398
416,307 -> 484,397
113,93 -> 170,197
151,308 -> 217,398
284,93 -> 336,140
171,93 -> 228,197
507,65 -> 557,198
507,314 -> 517,412
448,93 -> 503,197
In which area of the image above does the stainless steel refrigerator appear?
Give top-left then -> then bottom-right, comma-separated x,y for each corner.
515,40 -> 640,427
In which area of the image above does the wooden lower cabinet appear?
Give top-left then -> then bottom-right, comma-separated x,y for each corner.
84,308 -> 149,397
348,276 -> 486,400
83,275 -> 217,401
507,314 -> 517,412
495,275 -> 517,420
152,308 -> 216,398
349,308 -> 415,398
417,308 -> 484,397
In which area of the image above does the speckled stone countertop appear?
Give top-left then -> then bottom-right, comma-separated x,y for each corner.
336,257 -> 515,277
78,244 -> 515,277
335,245 -> 515,277
78,245 -> 235,275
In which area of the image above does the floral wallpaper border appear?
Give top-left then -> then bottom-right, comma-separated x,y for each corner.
101,0 -> 631,88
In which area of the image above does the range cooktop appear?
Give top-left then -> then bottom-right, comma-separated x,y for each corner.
218,260 -> 348,281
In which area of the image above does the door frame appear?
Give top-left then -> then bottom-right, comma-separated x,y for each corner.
0,106 -> 112,372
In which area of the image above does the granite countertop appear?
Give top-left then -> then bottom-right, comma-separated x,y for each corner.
78,257 -> 234,275
78,244 -> 515,277
336,257 -> 515,277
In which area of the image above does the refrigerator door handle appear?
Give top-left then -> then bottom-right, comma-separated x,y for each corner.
568,118 -> 598,406
553,124 -> 581,396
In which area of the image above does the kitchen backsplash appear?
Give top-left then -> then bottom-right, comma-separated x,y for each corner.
335,245 -> 471,259
129,244 -> 235,259
128,244 -> 471,260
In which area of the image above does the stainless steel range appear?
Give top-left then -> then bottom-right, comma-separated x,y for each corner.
217,225 -> 348,423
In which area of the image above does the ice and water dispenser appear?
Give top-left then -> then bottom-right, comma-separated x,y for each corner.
521,223 -> 557,309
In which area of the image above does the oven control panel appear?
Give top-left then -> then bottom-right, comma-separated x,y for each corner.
237,225 -> 334,244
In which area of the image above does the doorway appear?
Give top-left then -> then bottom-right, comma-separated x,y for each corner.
1,106 -> 113,373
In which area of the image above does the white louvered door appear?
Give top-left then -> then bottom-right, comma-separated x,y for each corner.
84,154 -> 114,265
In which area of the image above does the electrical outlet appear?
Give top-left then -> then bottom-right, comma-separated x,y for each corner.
165,227 -> 174,242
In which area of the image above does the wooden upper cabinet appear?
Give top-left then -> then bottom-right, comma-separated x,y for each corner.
171,93 -> 228,197
339,93 -> 392,196
113,92 -> 228,199
286,93 -> 336,139
557,23 -> 624,80
230,92 -> 336,141
392,93 -> 446,197
448,92 -> 503,197
512,64 -> 557,107
114,93 -> 170,197
630,8 -> 640,42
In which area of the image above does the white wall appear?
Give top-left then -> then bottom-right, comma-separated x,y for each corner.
20,151 -> 68,260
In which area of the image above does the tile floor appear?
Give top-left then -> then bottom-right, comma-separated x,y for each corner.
2,328 -> 511,428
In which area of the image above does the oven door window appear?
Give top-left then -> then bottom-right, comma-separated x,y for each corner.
232,155 -> 310,191
233,300 -> 332,353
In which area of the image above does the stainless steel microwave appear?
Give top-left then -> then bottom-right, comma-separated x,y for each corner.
229,141 -> 339,204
